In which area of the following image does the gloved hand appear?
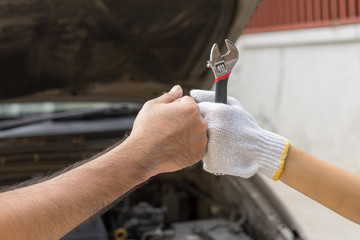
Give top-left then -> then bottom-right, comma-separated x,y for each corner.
190,89 -> 290,180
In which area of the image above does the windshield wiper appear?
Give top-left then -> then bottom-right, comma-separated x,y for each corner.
0,106 -> 140,131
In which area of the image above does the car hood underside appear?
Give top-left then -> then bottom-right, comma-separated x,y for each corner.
0,0 -> 260,103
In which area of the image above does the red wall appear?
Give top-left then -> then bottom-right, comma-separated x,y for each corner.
245,0 -> 360,33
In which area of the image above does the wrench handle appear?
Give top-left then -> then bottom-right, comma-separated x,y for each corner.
215,75 -> 229,104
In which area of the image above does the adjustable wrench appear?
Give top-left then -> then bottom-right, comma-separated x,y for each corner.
207,39 -> 239,104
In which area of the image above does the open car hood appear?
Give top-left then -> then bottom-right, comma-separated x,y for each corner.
0,0 -> 260,103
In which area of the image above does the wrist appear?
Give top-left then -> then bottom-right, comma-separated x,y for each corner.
255,129 -> 290,180
113,135 -> 158,180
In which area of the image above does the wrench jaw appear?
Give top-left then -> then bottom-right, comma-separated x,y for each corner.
206,39 -> 239,79
210,43 -> 221,62
207,39 -> 239,104
223,39 -> 239,73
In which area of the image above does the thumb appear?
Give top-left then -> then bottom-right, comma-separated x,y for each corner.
155,85 -> 183,103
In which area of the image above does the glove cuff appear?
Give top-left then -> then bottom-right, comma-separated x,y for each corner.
256,129 -> 290,180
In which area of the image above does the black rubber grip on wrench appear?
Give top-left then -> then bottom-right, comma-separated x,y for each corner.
215,77 -> 228,104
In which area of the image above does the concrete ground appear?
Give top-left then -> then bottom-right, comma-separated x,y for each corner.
261,177 -> 360,240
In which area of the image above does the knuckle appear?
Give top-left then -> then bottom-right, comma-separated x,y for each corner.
144,100 -> 154,107
204,135 -> 208,147
202,132 -> 208,146
196,118 -> 208,134
201,118 -> 208,129
182,95 -> 193,101
185,102 -> 199,114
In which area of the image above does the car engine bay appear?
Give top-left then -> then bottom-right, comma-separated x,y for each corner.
100,173 -> 251,240
0,113 -> 302,240
62,165 -> 299,240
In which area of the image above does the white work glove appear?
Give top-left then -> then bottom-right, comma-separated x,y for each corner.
190,90 -> 290,180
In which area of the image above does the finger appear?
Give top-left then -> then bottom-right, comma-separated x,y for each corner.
178,95 -> 196,104
197,101 -> 234,121
154,85 -> 183,103
197,102 -> 215,120
227,96 -> 243,107
190,89 -> 215,103
191,89 -> 243,108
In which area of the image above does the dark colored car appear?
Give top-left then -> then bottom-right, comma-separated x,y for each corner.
0,1 -> 304,239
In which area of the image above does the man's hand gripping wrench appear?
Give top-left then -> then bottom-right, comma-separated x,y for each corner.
207,39 -> 239,104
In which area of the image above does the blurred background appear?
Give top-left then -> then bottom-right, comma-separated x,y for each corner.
232,0 -> 360,239
1,0 -> 360,239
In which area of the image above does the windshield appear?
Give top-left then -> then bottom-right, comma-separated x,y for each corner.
0,102 -> 142,120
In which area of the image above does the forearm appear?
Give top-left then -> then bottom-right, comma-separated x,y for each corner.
0,138 -> 151,240
280,145 -> 360,224
0,85 -> 206,240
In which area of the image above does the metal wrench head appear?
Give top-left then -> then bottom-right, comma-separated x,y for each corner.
207,39 -> 239,79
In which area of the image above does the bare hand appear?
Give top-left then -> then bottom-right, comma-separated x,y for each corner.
127,85 -> 208,176
0,87 -> 207,240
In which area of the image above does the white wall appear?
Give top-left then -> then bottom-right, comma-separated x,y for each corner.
229,24 -> 360,240
231,24 -> 360,172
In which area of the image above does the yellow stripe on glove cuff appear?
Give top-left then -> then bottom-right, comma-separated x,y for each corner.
272,140 -> 290,181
